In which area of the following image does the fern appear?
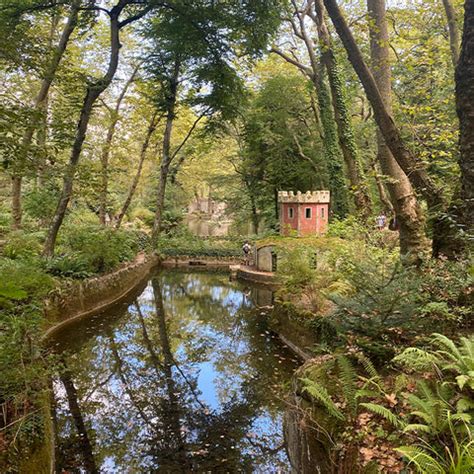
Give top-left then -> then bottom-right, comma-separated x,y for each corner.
393,347 -> 438,371
403,423 -> 433,434
395,446 -> 445,474
360,402 -> 405,428
301,378 -> 345,421
356,353 -> 379,380
336,355 -> 358,413
432,333 -> 463,362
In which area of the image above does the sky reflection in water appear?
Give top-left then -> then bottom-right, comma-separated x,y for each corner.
52,270 -> 299,473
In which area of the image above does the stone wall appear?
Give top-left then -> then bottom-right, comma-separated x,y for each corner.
256,245 -> 274,272
43,253 -> 159,336
162,256 -> 240,267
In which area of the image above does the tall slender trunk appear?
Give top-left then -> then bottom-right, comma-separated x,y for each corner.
151,278 -> 186,463
99,63 -> 140,225
43,10 -> 123,257
369,157 -> 393,214
152,61 -> 180,242
11,2 -> 79,229
441,0 -> 460,67
455,0 -> 474,248
367,0 -> 428,256
323,0 -> 444,213
272,40 -> 349,217
115,111 -> 160,229
291,8 -> 352,217
60,366 -> 98,474
312,0 -> 372,218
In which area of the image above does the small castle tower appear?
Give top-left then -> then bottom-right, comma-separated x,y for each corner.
278,190 -> 330,236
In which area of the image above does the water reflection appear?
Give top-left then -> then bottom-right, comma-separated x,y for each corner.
51,271 -> 298,472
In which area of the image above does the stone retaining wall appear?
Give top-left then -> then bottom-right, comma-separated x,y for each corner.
43,252 -> 159,337
162,256 -> 241,268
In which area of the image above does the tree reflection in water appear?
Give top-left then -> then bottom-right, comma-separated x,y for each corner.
52,271 -> 298,472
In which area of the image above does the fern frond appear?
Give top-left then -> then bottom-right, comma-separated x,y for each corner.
393,347 -> 437,371
355,389 -> 381,400
432,333 -> 462,362
394,374 -> 409,394
360,402 -> 405,428
395,446 -> 444,474
410,410 -> 434,425
336,355 -> 358,412
403,423 -> 433,434
301,378 -> 345,421
356,353 -> 379,379
450,413 -> 472,423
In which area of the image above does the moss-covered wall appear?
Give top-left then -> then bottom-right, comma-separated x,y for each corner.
43,252 -> 159,337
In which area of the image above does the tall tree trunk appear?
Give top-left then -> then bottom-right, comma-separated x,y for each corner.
43,9 -> 123,257
323,0 -> 444,213
60,366 -> 98,474
367,0 -> 428,256
11,2 -> 79,229
99,63 -> 140,225
152,62 -> 180,242
455,0 -> 474,248
151,278 -> 186,463
312,0 -> 372,218
115,111 -> 160,229
442,0 -> 460,67
369,158 -> 393,214
272,49 -> 349,218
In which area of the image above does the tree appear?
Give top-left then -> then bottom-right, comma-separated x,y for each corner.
455,0 -> 474,248
115,110 -> 161,229
366,0 -> 428,256
99,62 -> 140,226
322,0 -> 443,212
310,0 -> 372,218
10,1 -> 80,229
441,0 -> 460,67
147,0 -> 284,241
43,0 -> 152,257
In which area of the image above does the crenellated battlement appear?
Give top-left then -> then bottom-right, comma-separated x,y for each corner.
278,190 -> 330,204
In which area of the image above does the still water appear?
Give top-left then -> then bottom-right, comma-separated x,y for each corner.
50,270 -> 299,473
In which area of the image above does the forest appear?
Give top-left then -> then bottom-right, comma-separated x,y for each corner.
0,0 -> 472,472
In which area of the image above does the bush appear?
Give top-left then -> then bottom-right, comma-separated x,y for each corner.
23,188 -> 59,222
0,258 -> 54,308
0,211 -> 10,235
276,245 -> 317,289
53,225 -> 143,275
43,254 -> 93,279
130,207 -> 155,228
2,231 -> 43,260
155,230 -> 242,258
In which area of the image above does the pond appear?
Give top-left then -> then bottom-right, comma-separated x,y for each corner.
49,269 -> 300,473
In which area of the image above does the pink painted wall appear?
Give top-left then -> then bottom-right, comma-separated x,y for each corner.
280,202 -> 298,235
280,202 -> 329,235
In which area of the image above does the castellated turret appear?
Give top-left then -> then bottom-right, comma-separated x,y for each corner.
278,190 -> 330,204
278,190 -> 330,236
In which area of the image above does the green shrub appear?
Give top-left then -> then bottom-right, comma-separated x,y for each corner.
155,230 -> 242,258
276,245 -> 317,289
300,335 -> 474,471
43,254 -> 93,279
0,211 -> 10,235
54,225 -> 142,275
0,258 -> 54,308
23,188 -> 59,221
328,216 -> 367,240
2,231 -> 43,260
130,207 -> 155,228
